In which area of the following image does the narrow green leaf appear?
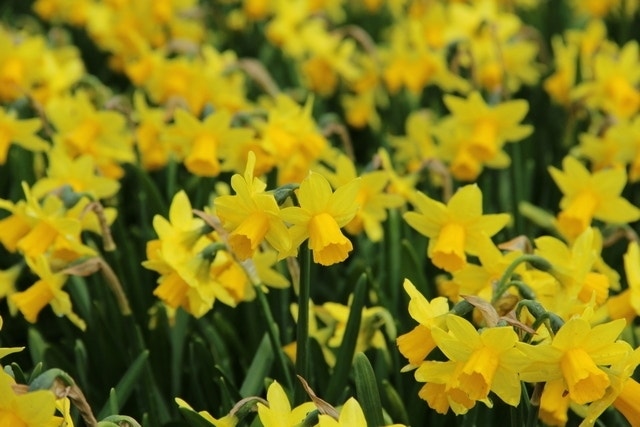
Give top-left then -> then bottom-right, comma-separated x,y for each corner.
325,273 -> 367,403
9,363 -> 26,384
74,339 -> 89,389
98,350 -> 150,419
353,353 -> 384,427
108,389 -> 119,417
27,328 -> 47,366
170,308 -> 190,397
239,334 -> 274,397
380,380 -> 409,425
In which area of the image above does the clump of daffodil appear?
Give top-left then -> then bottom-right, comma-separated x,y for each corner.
143,191 -> 237,317
435,92 -> 533,182
214,151 -> 291,260
256,381 -> 315,427
280,171 -> 360,266
396,279 -> 450,368
549,155 -> 640,240
404,184 -> 510,272
416,314 -> 528,414
517,314 -> 632,406
0,183 -> 99,262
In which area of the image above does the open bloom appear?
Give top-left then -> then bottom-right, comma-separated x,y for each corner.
549,156 -> 640,240
214,151 -> 291,260
517,316 -> 632,405
280,172 -> 360,266
256,381 -> 315,426
430,314 -> 527,406
0,370 -> 62,427
404,184 -> 510,272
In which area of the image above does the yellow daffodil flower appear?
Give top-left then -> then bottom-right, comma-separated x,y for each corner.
31,148 -> 120,200
169,108 -> 254,178
396,279 -> 449,368
0,107 -> 49,164
415,360 -> 485,415
280,172 -> 359,266
0,370 -> 62,427
431,314 -> 528,406
214,151 -> 291,260
318,397 -> 407,427
549,156 -> 640,240
46,90 -> 134,179
256,381 -> 315,426
404,184 -> 510,272
175,398 -> 238,427
517,316 -> 632,405
11,255 -> 85,330
606,241 -> 640,322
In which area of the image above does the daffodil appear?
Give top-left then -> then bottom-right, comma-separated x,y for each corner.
317,397 -> 406,427
404,184 -> 510,272
214,151 -> 291,260
11,255 -> 85,330
0,370 -> 62,427
46,90 -> 134,179
396,279 -> 449,368
414,360 -> 484,415
280,172 -> 359,266
606,241 -> 640,322
517,316 -> 632,405
256,381 -> 315,426
435,92 -> 533,181
175,398 -> 238,427
549,156 -> 640,240
315,152 -> 404,242
168,108 -> 254,177
0,107 -> 49,164
431,314 -> 527,406
31,148 -> 120,200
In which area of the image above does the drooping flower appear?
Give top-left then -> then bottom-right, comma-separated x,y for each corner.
256,381 -> 315,427
403,184 -> 510,272
280,172 -> 360,266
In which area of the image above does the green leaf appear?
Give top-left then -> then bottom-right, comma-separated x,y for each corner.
239,333 -> 273,397
325,273 -> 367,403
353,353 -> 384,427
380,380 -> 409,426
98,350 -> 149,419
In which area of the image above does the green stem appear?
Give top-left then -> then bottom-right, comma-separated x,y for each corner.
492,254 -> 552,303
294,244 -> 312,405
255,284 -> 294,391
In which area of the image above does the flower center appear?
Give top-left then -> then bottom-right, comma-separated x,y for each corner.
228,211 -> 271,260
185,133 -> 219,177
